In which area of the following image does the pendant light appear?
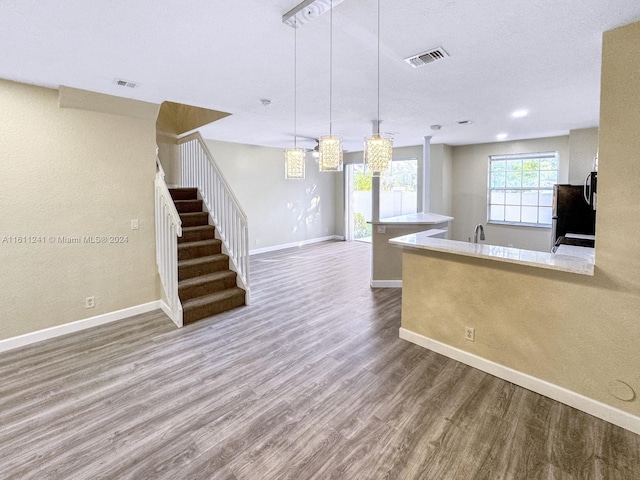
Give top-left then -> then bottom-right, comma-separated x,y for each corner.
364,0 -> 393,176
284,18 -> 305,179
318,0 -> 343,172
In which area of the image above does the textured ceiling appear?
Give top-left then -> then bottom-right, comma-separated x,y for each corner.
2,0 -> 640,152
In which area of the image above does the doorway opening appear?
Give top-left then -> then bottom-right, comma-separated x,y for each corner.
345,158 -> 418,242
346,164 -> 372,242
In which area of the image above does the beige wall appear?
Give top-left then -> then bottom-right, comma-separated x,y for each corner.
449,129 -> 599,252
450,136 -> 570,251
429,144 -> 453,217
205,140 -> 338,250
568,127 -> 599,185
0,80 -> 160,340
156,131 -> 180,186
401,20 -> 640,421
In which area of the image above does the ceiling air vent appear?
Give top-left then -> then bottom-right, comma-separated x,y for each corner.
405,47 -> 449,68
114,78 -> 138,88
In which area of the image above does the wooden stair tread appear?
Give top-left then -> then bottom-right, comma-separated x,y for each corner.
182,287 -> 245,309
178,270 -> 236,288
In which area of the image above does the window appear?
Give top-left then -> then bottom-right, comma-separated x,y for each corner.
488,152 -> 558,226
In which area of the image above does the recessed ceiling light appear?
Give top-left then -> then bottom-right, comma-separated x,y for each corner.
511,109 -> 528,119
496,133 -> 508,141
430,124 -> 442,131
260,99 -> 272,106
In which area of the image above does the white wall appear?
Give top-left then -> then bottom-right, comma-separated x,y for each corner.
0,80 -> 160,341
205,140 -> 338,251
450,136 -> 570,251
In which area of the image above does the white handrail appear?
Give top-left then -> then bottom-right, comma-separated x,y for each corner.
177,132 -> 250,299
155,157 -> 183,326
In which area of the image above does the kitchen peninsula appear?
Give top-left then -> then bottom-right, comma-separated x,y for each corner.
389,232 -> 595,276
370,20 -> 640,437
370,212 -> 452,287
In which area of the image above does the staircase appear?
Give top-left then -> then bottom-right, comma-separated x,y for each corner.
169,187 -> 245,324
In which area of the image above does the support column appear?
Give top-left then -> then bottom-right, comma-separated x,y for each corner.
421,135 -> 432,213
371,120 -> 382,222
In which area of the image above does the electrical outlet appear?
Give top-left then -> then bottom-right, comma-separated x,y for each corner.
85,296 -> 95,309
465,326 -> 475,342
131,219 -> 139,230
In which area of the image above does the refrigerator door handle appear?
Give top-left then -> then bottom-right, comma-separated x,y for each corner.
584,173 -> 591,204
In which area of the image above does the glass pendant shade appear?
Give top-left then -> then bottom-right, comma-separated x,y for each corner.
364,133 -> 393,175
318,134 -> 343,171
284,147 -> 305,179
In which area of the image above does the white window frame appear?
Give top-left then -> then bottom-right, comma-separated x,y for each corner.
487,151 -> 559,228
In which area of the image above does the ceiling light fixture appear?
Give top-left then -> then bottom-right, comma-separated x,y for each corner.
284,18 -> 305,180
496,133 -> 508,141
318,0 -> 343,172
512,109 -> 528,118
282,0 -> 346,28
364,0 -> 392,176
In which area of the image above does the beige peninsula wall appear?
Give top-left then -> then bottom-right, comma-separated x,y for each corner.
399,20 -> 640,432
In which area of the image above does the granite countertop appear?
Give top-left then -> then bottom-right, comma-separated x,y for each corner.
389,231 -> 594,276
554,244 -> 595,263
373,212 -> 454,225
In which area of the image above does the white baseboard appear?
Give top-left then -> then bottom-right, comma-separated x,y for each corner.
0,301 -> 166,353
399,327 -> 640,436
370,279 -> 402,288
249,235 -> 344,255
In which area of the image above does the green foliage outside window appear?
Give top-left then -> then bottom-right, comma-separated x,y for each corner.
353,212 -> 371,239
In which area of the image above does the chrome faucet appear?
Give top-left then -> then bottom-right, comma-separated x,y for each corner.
473,224 -> 485,243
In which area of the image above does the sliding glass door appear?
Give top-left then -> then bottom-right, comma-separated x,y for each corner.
345,158 -> 417,241
346,164 -> 372,242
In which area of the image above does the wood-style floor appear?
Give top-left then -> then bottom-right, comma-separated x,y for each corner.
1,241 -> 639,479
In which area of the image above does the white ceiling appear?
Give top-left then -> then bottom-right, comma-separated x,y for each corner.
2,0 -> 640,152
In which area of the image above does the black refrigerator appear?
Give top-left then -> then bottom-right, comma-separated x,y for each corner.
551,179 -> 597,247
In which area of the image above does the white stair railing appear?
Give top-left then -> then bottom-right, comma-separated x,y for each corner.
155,157 -> 183,327
177,132 -> 250,301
